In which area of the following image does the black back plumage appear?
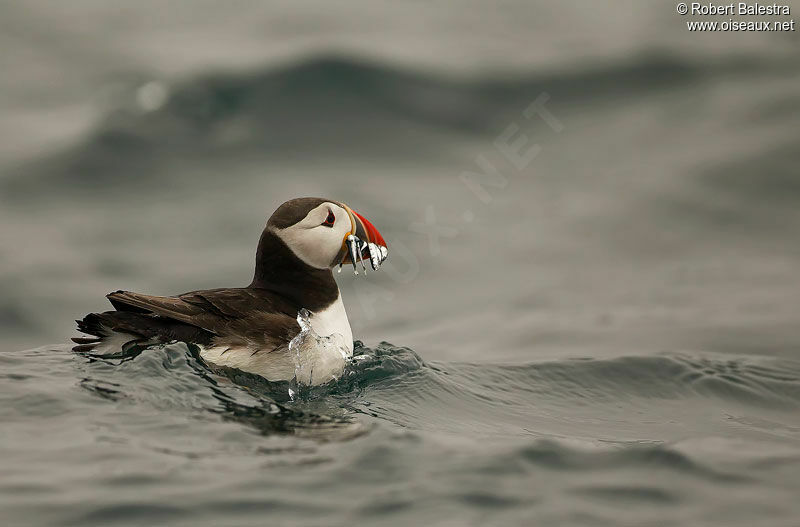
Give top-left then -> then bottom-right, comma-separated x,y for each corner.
73,202 -> 341,353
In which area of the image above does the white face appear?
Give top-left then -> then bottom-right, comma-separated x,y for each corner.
270,202 -> 352,269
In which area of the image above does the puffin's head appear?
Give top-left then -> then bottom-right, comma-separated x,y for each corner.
267,197 -> 388,273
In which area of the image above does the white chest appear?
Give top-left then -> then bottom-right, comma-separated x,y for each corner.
198,293 -> 354,386
308,293 -> 353,354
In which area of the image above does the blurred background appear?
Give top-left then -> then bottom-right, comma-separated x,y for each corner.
1,1 -> 798,360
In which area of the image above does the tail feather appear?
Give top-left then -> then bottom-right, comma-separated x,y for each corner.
75,313 -> 114,339
71,337 -> 100,344
72,343 -> 101,353
71,336 -> 101,352
72,312 -> 147,353
73,309 -> 213,353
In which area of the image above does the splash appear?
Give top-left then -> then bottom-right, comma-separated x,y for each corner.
288,309 -> 350,399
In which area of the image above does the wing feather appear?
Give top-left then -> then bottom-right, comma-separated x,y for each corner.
106,288 -> 298,342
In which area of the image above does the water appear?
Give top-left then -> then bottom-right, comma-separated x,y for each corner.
3,343 -> 800,526
2,1 -> 800,525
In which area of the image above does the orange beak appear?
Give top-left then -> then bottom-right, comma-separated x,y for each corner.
340,206 -> 388,268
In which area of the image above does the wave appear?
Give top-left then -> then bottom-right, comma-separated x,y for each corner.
340,348 -> 800,441
5,51 -> 798,198
442,353 -> 800,409
65,340 -> 800,443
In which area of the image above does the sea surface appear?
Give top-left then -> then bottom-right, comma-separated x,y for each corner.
1,2 -> 800,526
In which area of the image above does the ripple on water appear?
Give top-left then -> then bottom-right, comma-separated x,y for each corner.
3,341 -> 800,526
31,340 -> 800,445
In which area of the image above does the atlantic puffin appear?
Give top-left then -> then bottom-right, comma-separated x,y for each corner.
72,197 -> 388,385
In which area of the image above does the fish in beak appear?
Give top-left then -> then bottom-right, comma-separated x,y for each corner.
339,205 -> 388,275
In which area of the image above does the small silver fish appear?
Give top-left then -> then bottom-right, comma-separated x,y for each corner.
346,234 -> 360,275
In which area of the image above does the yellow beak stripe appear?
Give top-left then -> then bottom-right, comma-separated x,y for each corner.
341,204 -> 358,251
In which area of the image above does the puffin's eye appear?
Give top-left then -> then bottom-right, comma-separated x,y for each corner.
321,210 -> 335,227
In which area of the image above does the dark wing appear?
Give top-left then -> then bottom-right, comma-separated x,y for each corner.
73,310 -> 214,351
106,288 -> 299,343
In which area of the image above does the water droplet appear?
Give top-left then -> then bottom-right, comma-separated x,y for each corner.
136,81 -> 169,112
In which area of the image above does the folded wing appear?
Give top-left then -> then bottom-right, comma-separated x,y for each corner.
105,288 -> 299,343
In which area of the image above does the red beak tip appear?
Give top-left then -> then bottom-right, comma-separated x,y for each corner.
353,211 -> 387,248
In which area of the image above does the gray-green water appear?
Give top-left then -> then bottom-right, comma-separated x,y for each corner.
3,341 -> 800,526
2,2 -> 800,525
